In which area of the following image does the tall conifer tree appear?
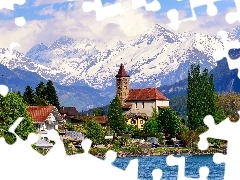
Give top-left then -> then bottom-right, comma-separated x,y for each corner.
23,85 -> 36,106
35,81 -> 46,100
107,96 -> 126,138
187,64 -> 217,130
44,80 -> 60,110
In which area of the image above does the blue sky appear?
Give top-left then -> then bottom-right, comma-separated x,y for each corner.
0,0 -> 239,53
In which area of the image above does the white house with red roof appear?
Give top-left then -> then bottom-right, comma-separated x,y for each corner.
27,106 -> 64,137
115,63 -> 170,129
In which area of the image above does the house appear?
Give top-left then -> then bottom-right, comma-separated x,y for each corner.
27,106 -> 64,137
115,63 -> 170,129
60,106 -> 81,123
70,115 -> 108,128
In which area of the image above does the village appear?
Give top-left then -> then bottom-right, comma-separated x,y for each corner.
0,63 -> 231,157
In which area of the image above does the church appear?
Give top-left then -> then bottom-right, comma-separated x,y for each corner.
115,63 -> 170,129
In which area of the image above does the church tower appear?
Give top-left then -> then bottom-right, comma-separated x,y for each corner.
115,63 -> 130,106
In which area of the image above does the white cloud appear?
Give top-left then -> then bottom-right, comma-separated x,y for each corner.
0,9 -> 13,16
38,5 -> 55,15
0,1 -> 240,54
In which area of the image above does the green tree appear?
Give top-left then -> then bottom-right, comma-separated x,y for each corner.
35,81 -> 46,100
93,107 -> 104,116
187,64 -> 216,130
17,91 -> 22,98
216,92 -> 240,122
84,118 -> 104,145
107,96 -> 126,138
44,80 -> 60,110
143,108 -> 159,136
23,85 -> 36,106
143,118 -> 159,136
124,124 -> 137,134
170,95 -> 188,118
0,92 -> 36,144
158,107 -> 181,136
34,96 -> 50,106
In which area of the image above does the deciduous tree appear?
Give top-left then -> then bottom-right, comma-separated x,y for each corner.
93,107 -> 104,116
158,107 -> 181,136
216,92 -> 240,122
84,118 -> 104,145
0,92 -> 36,144
143,118 -> 159,136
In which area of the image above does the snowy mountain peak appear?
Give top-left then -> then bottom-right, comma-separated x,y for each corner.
1,24 -> 240,91
26,43 -> 48,58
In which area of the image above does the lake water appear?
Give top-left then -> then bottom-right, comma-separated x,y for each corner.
113,155 -> 224,179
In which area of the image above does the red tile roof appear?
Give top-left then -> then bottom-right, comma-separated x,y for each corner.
80,116 -> 108,124
115,63 -> 129,77
126,88 -> 169,101
93,116 -> 108,124
60,107 -> 80,116
27,106 -> 55,123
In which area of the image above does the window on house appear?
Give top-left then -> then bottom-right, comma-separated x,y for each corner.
131,120 -> 136,124
135,102 -> 137,108
140,120 -> 143,124
142,102 -> 144,108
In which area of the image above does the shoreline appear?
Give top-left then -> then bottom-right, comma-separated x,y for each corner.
91,147 -> 227,159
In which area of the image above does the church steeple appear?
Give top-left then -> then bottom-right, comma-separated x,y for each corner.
115,63 -> 129,77
115,63 -> 130,105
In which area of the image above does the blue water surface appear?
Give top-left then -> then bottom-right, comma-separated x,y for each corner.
113,155 -> 224,179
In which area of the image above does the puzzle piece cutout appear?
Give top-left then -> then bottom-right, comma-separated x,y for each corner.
225,0 -> 240,24
166,155 -> 209,179
131,0 -> 161,12
198,112 -> 240,180
212,30 -> 240,78
0,112 -> 145,180
0,0 -> 26,10
82,0 -> 161,21
167,0 -> 220,31
0,85 -> 9,97
82,0 -> 124,21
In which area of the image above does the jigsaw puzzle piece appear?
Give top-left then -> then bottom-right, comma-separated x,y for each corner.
15,16 -> 26,26
0,85 -> 9,97
131,0 -> 161,11
166,155 -> 209,179
82,0 -> 124,21
167,0 -> 220,31
225,0 -> 240,24
152,168 -> 163,180
198,113 -> 240,180
45,129 -> 66,157
0,0 -> 26,10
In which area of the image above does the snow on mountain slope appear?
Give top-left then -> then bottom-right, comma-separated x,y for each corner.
0,24 -> 228,91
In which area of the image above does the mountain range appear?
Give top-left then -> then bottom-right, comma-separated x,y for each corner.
1,24 -> 240,111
